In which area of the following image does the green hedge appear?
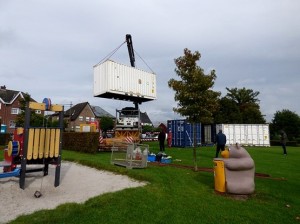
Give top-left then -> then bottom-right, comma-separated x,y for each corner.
0,133 -> 10,146
270,140 -> 298,147
62,132 -> 99,153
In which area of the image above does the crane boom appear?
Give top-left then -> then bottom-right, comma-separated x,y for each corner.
126,34 -> 135,67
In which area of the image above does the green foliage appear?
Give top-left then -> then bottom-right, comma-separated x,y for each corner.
168,48 -> 220,124
153,127 -> 161,132
215,87 -> 266,124
168,48 -> 220,170
270,140 -> 298,146
100,116 -> 114,132
48,119 -> 68,129
15,93 -> 45,127
225,87 -> 260,105
270,109 -> 300,140
0,133 -> 10,145
142,125 -> 154,133
214,97 -> 242,123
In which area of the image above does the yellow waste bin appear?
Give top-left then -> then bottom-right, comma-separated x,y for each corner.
213,159 -> 226,193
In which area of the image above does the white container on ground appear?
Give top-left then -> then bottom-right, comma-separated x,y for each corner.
216,124 -> 270,147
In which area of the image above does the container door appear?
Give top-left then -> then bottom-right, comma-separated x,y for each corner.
184,122 -> 193,147
204,125 -> 212,144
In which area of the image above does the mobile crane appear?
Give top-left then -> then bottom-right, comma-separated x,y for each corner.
115,34 -> 141,134
99,34 -> 142,150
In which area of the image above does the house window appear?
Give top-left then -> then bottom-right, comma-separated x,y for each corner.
9,120 -> 16,128
11,108 -> 20,114
79,116 -> 83,121
86,117 -> 90,122
91,117 -> 95,122
35,110 -> 41,114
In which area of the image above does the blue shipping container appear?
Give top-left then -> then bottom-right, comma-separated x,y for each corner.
167,120 -> 201,147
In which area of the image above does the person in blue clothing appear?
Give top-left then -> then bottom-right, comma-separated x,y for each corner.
215,129 -> 227,158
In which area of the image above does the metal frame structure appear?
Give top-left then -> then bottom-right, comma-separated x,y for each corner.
110,141 -> 148,169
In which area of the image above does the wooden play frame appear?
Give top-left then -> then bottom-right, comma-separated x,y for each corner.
19,101 -> 64,189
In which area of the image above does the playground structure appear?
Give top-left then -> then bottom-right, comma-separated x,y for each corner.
110,141 -> 149,169
214,144 -> 255,195
0,98 -> 64,189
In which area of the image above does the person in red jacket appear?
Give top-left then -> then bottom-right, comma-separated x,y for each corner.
167,129 -> 172,147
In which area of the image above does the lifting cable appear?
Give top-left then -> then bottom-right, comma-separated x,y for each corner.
134,49 -> 155,74
95,40 -> 127,66
95,39 -> 156,74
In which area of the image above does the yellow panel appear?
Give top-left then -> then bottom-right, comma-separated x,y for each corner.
29,102 -> 46,111
50,104 -> 63,112
33,129 -> 40,160
27,129 -> 34,160
213,160 -> 226,193
7,141 -> 13,156
54,129 -> 60,157
49,129 -> 55,158
44,129 -> 51,158
39,129 -> 46,159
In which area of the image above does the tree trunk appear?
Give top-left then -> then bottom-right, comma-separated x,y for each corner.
193,122 -> 198,171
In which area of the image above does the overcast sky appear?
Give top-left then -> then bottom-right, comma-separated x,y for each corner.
1,0 -> 299,124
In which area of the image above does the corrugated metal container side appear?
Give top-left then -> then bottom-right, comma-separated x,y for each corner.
93,60 -> 157,101
216,124 -> 270,147
167,120 -> 201,147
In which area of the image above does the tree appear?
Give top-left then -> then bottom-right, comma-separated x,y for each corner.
225,87 -> 259,104
270,109 -> 300,140
100,116 -> 114,132
15,93 -> 45,127
142,125 -> 154,133
168,48 -> 220,170
215,87 -> 265,124
214,97 -> 242,123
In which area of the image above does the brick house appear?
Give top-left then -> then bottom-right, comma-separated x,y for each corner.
61,102 -> 96,132
0,85 -> 40,133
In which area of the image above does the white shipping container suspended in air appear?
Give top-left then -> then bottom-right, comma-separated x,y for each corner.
216,124 -> 270,147
93,60 -> 157,103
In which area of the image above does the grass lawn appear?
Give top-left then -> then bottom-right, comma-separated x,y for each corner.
1,143 -> 299,224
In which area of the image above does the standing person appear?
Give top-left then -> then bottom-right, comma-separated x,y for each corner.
280,130 -> 287,155
167,129 -> 172,148
158,129 -> 166,151
215,129 -> 226,158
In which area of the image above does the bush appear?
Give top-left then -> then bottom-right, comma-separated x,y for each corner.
62,132 -> 99,153
270,140 -> 298,147
0,133 -> 11,146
